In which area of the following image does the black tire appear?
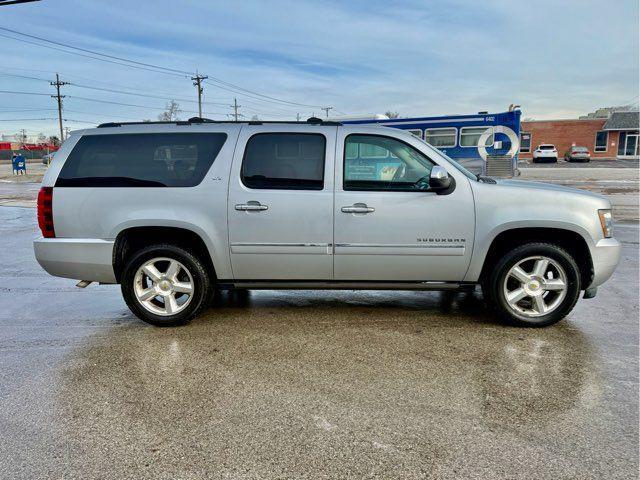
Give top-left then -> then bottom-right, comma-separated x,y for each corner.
483,242 -> 581,327
121,244 -> 212,326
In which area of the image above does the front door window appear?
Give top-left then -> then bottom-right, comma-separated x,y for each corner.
344,134 -> 434,191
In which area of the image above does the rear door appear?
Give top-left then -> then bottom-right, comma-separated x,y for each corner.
227,125 -> 336,280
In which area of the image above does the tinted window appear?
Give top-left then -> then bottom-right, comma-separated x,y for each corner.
56,133 -> 226,187
241,133 -> 325,190
344,134 -> 435,191
539,145 -> 555,150
595,131 -> 608,152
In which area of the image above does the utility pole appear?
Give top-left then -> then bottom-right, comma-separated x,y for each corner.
19,128 -> 27,148
296,113 -> 301,122
50,73 -> 69,143
321,106 -> 333,118
231,98 -> 241,121
191,73 -> 208,118
63,126 -> 70,141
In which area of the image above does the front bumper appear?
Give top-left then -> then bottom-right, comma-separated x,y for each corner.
589,237 -> 621,288
34,238 -> 117,283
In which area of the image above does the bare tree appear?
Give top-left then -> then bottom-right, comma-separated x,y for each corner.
36,133 -> 47,145
158,100 -> 182,121
385,111 -> 400,119
48,135 -> 60,147
251,115 -> 260,121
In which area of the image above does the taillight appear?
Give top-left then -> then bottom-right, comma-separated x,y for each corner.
37,187 -> 55,238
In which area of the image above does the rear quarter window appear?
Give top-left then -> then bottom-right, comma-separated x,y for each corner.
56,132 -> 227,187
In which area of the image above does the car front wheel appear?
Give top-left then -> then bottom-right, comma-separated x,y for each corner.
484,242 -> 581,327
121,244 -> 212,326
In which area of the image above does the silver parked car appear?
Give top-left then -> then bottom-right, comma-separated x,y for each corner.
564,146 -> 591,162
34,117 -> 620,327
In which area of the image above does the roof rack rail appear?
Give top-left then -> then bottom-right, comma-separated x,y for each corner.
97,116 -> 342,128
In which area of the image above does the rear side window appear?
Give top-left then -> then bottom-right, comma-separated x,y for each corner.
241,133 -> 326,190
56,133 -> 227,187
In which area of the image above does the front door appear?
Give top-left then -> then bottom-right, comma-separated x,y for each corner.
333,131 -> 475,281
228,125 -> 336,279
625,133 -> 638,157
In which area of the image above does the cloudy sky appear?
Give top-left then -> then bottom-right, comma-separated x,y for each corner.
0,0 -> 638,137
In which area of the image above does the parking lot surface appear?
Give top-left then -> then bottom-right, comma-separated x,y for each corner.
0,206 -> 638,479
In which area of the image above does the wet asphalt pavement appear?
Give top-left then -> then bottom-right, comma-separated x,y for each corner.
0,206 -> 638,479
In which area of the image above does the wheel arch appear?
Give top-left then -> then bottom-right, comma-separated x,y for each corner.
113,225 -> 217,284
475,226 -> 594,288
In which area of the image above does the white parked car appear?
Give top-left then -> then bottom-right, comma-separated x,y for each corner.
532,144 -> 558,163
34,117 -> 620,327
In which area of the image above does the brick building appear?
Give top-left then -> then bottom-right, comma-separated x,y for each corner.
519,111 -> 639,160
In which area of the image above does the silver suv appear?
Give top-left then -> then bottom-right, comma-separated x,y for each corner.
34,117 -> 620,327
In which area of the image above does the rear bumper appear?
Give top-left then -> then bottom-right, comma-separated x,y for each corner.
34,238 -> 116,283
532,155 -> 557,162
589,237 -> 621,288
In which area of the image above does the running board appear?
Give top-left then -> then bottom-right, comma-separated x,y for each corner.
221,281 -> 463,291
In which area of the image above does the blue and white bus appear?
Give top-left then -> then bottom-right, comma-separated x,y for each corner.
340,107 -> 522,174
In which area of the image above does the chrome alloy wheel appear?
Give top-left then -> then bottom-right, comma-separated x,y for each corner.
502,256 -> 568,318
133,257 -> 194,316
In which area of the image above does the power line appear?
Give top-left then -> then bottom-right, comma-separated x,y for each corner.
67,82 -> 228,106
0,118 -> 59,121
0,26 -> 328,109
60,71 -> 227,102
0,89 -> 50,95
0,0 -> 42,6
203,79 -> 323,109
0,108 -> 57,112
0,69 -> 233,109
0,31 -> 188,79
0,26 -> 193,76
0,72 -> 50,82
0,89 -> 285,117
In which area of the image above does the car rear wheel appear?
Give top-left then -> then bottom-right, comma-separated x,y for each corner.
483,242 -> 581,327
121,244 -> 212,326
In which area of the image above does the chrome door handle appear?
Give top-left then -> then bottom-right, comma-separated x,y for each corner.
235,202 -> 268,212
341,203 -> 375,214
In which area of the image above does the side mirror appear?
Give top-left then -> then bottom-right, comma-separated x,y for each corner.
429,166 -> 452,191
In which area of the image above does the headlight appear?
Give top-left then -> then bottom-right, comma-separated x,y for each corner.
598,209 -> 613,238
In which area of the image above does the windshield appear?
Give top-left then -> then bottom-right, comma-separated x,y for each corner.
411,134 -> 477,180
